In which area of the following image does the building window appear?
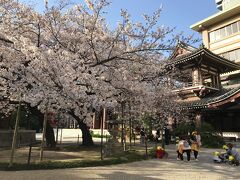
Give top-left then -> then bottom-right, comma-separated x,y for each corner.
209,21 -> 240,42
220,49 -> 240,62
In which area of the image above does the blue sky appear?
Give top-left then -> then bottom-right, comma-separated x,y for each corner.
21,0 -> 218,44
104,0 -> 217,41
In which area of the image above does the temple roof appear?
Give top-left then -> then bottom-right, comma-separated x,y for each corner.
180,86 -> 240,110
168,46 -> 240,73
169,41 -> 197,59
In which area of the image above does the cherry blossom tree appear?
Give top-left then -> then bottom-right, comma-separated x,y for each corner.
0,0 -> 192,146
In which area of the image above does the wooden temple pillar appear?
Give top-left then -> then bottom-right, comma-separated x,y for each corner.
211,75 -> 216,88
216,74 -> 221,89
209,72 -> 221,89
94,108 -> 107,129
192,67 -> 203,86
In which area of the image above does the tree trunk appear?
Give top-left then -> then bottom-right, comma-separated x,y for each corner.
28,105 -> 56,147
68,110 -> 94,146
78,120 -> 94,146
45,122 -> 56,148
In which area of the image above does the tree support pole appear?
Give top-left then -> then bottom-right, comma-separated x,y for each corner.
9,95 -> 21,167
129,101 -> 132,150
55,113 -> 60,144
40,101 -> 49,162
60,128 -> 63,145
121,102 -> 125,147
100,107 -> 106,160
145,136 -> 148,159
28,144 -> 32,165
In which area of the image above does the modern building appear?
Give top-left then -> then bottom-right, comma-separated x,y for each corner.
171,0 -> 240,139
191,0 -> 240,87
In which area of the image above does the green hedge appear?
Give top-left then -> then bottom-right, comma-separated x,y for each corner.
201,133 -> 225,148
174,122 -> 225,148
90,131 -> 112,138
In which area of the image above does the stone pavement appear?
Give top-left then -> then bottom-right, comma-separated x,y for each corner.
1,144 -> 239,180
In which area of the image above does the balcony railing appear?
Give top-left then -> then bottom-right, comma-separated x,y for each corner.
174,81 -> 220,90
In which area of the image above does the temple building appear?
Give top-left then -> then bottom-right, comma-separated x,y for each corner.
171,0 -> 240,138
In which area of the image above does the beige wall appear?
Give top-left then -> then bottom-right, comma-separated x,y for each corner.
207,14 -> 240,32
202,14 -> 240,60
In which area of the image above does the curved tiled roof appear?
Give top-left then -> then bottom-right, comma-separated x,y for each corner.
168,47 -> 240,74
180,86 -> 240,110
172,47 -> 240,68
169,41 -> 197,60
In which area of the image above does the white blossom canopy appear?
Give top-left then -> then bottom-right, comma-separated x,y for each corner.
0,0 -> 190,125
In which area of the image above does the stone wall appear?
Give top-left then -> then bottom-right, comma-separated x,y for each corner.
0,130 -> 36,147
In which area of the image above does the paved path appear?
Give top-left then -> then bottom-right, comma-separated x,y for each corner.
1,145 -> 240,180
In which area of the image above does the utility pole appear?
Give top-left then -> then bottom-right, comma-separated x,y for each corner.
40,101 -> 49,161
9,95 -> 22,167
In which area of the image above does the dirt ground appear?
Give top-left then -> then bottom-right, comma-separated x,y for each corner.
0,138 -> 147,164
0,145 -> 103,164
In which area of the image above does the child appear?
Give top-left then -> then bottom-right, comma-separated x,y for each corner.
226,143 -> 240,166
213,151 -> 222,163
156,146 -> 165,159
190,131 -> 201,161
177,136 -> 191,161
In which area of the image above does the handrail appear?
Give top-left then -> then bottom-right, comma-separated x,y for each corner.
174,81 -> 220,89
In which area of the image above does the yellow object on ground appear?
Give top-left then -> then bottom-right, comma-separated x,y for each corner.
223,145 -> 228,150
229,155 -> 234,161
